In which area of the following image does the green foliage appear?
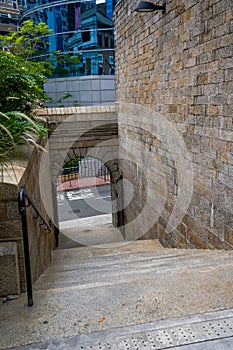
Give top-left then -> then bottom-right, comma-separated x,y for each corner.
0,19 -> 81,167
62,157 -> 83,175
52,52 -> 82,77
0,111 -> 47,163
0,20 -> 51,166
0,51 -> 50,115
0,20 -> 52,60
0,20 -> 54,115
57,93 -> 72,105
63,157 -> 83,168
0,20 -> 81,75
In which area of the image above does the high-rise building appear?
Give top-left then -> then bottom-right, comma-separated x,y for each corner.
22,0 -> 118,78
0,0 -> 22,34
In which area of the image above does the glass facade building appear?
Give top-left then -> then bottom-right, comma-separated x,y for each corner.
0,0 -> 22,34
22,0 -> 118,78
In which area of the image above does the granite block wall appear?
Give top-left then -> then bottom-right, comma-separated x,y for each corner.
0,139 -> 55,298
114,0 -> 233,249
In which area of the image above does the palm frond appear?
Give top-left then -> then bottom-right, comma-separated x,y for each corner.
0,123 -> 14,141
0,110 -> 47,167
6,111 -> 41,132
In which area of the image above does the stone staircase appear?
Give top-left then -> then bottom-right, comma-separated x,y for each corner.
0,238 -> 233,349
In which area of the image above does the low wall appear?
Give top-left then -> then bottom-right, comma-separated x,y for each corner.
0,182 -> 25,294
0,140 -> 55,298
19,139 -> 55,284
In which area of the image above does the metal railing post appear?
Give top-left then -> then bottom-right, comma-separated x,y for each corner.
18,186 -> 33,307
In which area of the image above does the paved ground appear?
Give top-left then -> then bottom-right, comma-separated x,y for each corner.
57,178 -> 113,249
0,239 -> 233,349
57,185 -> 112,221
6,309 -> 233,349
57,176 -> 110,191
58,214 -> 126,248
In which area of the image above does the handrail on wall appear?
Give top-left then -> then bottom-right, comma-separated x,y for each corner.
18,186 -> 52,307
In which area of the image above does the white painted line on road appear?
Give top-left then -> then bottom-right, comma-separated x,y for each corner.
57,188 -> 111,204
94,196 -> 111,200
68,193 -> 95,201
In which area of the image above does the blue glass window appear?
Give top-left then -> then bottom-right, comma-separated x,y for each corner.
23,0 -> 118,77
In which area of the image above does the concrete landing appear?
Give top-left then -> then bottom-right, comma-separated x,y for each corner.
7,309 -> 233,349
59,214 -> 127,248
0,242 -> 233,349
59,214 -> 162,249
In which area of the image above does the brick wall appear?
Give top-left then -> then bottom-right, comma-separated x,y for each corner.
114,0 -> 233,249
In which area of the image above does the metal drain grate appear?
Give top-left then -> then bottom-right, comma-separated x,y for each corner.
76,317 -> 233,349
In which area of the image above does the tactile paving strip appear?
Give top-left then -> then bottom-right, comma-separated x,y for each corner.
10,314 -> 233,349
76,317 -> 233,350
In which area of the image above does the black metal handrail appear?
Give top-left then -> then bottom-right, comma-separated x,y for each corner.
18,186 -> 52,306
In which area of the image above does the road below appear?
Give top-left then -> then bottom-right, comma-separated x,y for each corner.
57,184 -> 111,222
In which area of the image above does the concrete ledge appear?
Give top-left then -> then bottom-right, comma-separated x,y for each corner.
0,242 -> 21,298
38,104 -> 116,118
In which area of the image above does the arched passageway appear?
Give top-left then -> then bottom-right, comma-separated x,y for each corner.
38,106 -> 125,247
57,155 -> 111,220
55,153 -> 122,248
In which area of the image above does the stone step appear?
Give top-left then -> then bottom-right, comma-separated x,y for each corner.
7,309 -> 233,350
54,238 -> 164,259
0,241 -> 233,349
35,244 -> 232,291
34,240 -> 163,289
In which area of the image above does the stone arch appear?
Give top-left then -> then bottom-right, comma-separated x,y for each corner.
46,108 -> 122,232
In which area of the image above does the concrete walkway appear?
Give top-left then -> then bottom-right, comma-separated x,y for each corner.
57,176 -> 110,192
6,309 -> 233,349
0,239 -> 233,349
59,214 -> 127,248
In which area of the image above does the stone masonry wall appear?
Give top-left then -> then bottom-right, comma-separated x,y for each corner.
114,0 -> 233,249
0,183 -> 25,294
0,139 -> 55,297
39,105 -> 121,229
19,138 -> 55,284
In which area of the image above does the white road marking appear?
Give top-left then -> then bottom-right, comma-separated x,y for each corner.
94,195 -> 111,200
68,193 -> 95,201
57,188 -> 110,203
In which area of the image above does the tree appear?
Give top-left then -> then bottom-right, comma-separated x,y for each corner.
0,51 -> 50,115
0,20 -> 52,165
0,20 -> 53,115
0,20 -> 80,165
0,20 -> 81,78
0,20 -> 52,59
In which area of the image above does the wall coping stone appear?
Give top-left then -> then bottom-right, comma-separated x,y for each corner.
37,104 -> 116,117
